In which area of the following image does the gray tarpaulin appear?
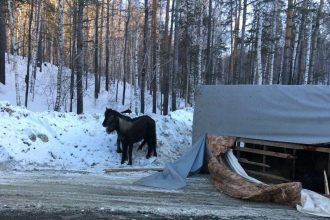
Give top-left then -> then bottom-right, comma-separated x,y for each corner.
193,85 -> 330,145
135,135 -> 205,189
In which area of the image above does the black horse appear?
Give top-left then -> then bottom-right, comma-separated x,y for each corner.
115,109 -> 146,153
116,109 -> 132,153
102,108 -> 157,165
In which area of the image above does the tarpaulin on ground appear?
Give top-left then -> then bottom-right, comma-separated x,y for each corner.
135,135 -> 205,189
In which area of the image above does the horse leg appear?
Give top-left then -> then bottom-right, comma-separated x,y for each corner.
121,143 -> 128,164
137,139 -> 146,151
146,140 -> 152,159
128,144 -> 133,165
116,137 -> 122,153
153,145 -> 157,157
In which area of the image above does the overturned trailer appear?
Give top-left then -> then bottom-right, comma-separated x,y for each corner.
193,85 -> 330,196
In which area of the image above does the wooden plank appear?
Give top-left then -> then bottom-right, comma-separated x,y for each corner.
324,170 -> 329,195
238,158 -> 270,168
104,167 -> 163,173
246,170 -> 291,182
237,138 -> 330,154
262,145 -> 267,173
292,149 -> 296,180
328,154 -> 330,177
234,147 -> 296,159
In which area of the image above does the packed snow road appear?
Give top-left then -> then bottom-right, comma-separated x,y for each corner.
0,171 -> 323,220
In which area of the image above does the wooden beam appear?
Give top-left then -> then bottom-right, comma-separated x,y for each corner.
237,138 -> 330,154
328,154 -> 330,177
246,170 -> 291,182
325,170 -> 330,196
234,147 -> 296,159
104,167 -> 163,173
238,158 -> 270,168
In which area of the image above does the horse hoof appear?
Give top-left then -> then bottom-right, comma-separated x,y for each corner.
146,155 -> 150,159
117,150 -> 122,153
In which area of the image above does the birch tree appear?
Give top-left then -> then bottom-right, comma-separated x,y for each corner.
8,0 -> 21,105
30,0 -> 42,100
133,4 -> 140,115
54,0 -> 65,111
268,0 -> 278,85
25,0 -> 34,107
256,15 -> 263,85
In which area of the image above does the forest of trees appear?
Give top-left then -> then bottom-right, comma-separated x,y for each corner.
0,0 -> 330,115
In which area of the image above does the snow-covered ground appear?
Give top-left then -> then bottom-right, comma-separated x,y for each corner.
0,55 -> 193,173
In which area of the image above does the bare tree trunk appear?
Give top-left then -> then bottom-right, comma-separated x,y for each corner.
70,0 -> 77,112
151,0 -> 158,113
122,0 -> 131,106
0,0 -> 6,85
98,0 -> 104,92
54,0 -> 65,111
237,0 -> 247,84
256,15 -> 263,85
281,0 -> 294,85
141,0 -> 149,113
105,0 -> 111,91
76,0 -> 85,114
304,16 -> 312,84
197,0 -> 204,85
295,0 -> 308,84
172,0 -> 180,111
8,0 -> 21,105
115,0 -> 122,103
307,0 -> 324,84
94,0 -> 100,99
30,0 -> 42,101
162,0 -> 171,115
25,0 -> 34,107
204,0 -> 212,85
269,0 -> 278,85
231,0 -> 241,84
133,5 -> 140,114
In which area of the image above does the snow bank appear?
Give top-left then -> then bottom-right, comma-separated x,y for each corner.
0,102 -> 193,173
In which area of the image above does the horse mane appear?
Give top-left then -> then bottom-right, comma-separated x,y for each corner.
113,109 -> 146,122
110,109 -> 135,121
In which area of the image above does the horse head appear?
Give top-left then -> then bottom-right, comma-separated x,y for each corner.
102,108 -> 119,133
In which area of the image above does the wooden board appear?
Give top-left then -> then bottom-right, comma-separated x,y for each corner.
238,158 -> 270,168
234,147 -> 296,159
104,167 -> 163,173
237,138 -> 330,154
